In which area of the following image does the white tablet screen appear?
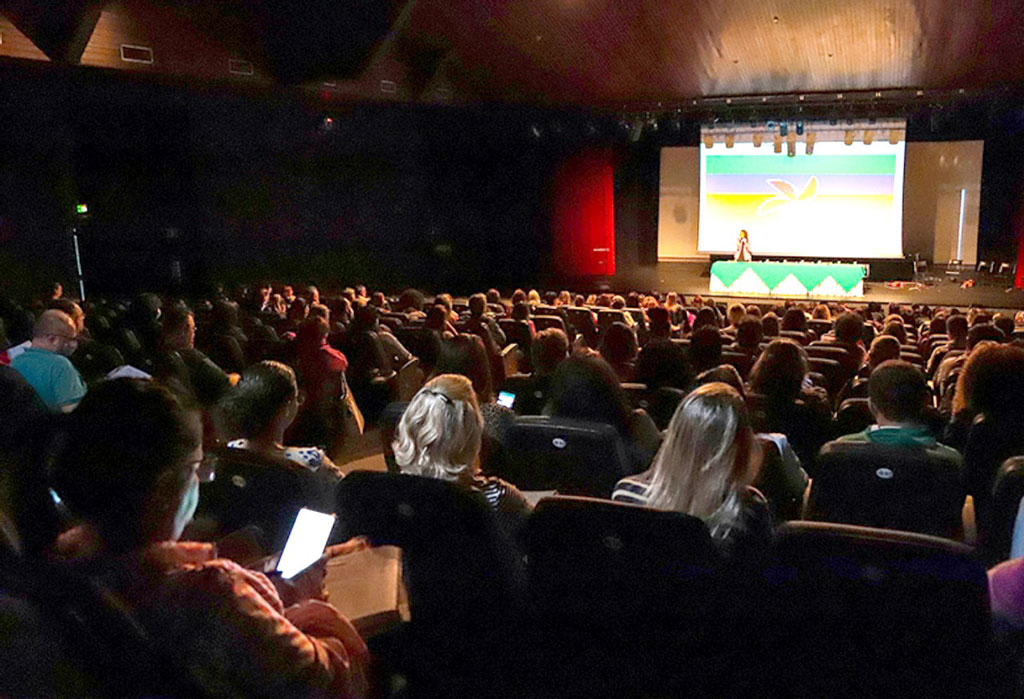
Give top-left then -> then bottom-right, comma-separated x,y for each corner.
276,508 -> 336,579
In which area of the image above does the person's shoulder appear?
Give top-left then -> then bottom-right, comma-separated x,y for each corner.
283,446 -> 325,469
472,475 -> 531,511
612,472 -> 653,505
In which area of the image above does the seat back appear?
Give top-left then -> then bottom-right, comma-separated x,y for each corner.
834,397 -> 873,438
531,315 -> 567,335
985,456 -> 1024,563
808,357 -> 844,397
379,401 -> 410,473
769,521 -> 990,697
336,471 -> 521,612
805,345 -> 849,363
808,442 -> 964,538
753,437 -> 803,522
524,496 -> 718,624
964,415 -> 1024,544
71,341 -> 126,384
808,319 -> 833,336
501,416 -> 632,497
565,307 -> 597,346
524,496 -> 758,695
195,446 -> 313,550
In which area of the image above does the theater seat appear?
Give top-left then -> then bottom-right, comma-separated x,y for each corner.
564,307 -> 598,347
984,457 -> 1024,564
194,446 -> 322,550
532,315 -> 568,336
808,357 -> 844,398
522,496 -> 755,696
833,397 -> 874,438
807,441 -> 964,538
768,522 -> 990,698
335,471 -> 527,698
379,401 -> 410,473
500,416 -> 633,497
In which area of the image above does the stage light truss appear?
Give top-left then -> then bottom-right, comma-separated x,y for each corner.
700,118 -> 906,153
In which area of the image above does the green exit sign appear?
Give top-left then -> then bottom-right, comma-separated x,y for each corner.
76,203 -> 88,214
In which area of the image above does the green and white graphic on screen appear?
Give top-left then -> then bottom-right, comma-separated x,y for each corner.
697,139 -> 906,259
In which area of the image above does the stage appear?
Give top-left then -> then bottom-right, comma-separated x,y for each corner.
562,261 -> 1024,312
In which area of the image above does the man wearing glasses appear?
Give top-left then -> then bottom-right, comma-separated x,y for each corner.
10,309 -> 87,412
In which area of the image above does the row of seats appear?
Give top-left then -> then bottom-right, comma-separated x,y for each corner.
337,471 -> 994,698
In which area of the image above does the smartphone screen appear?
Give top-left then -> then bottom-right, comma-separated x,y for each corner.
276,508 -> 336,579
497,390 -> 516,409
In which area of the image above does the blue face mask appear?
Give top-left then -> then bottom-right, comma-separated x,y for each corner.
172,475 -> 199,540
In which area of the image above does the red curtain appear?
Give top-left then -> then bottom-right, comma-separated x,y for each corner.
1015,196 -> 1024,289
551,148 -> 616,277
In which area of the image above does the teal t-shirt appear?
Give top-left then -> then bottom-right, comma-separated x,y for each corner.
11,347 -> 87,411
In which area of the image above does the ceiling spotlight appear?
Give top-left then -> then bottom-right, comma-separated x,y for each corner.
786,140 -> 795,157
796,121 -> 804,135
773,133 -> 783,153
888,129 -> 900,144
725,134 -> 735,148
844,130 -> 855,146
780,123 -> 788,137
703,134 -> 714,149
863,129 -> 874,145
753,132 -> 764,147
805,132 -> 816,155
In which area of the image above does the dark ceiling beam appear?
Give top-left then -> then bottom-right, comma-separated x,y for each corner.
3,0 -> 102,64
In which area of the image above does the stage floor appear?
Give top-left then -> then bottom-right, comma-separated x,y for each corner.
573,261 -> 1024,313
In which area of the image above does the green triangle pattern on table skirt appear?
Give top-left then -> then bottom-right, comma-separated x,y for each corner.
711,262 -> 865,293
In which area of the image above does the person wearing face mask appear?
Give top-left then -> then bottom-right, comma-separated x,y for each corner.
50,379 -> 370,698
10,309 -> 86,412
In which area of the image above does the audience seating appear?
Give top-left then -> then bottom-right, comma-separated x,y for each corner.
500,416 -> 633,497
531,314 -> 568,336
379,401 -> 410,473
335,471 -> 528,698
192,446 -> 317,550
753,437 -> 805,522
767,522 -> 990,698
808,442 -> 964,538
964,415 -> 1024,548
807,357 -> 845,398
984,457 -> 1024,564
523,496 -> 761,696
564,306 -> 598,346
833,397 -> 874,438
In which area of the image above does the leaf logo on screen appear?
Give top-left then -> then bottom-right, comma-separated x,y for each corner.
756,176 -> 819,216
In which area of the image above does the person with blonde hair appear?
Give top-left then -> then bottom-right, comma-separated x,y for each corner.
393,375 -> 531,536
612,383 -> 771,560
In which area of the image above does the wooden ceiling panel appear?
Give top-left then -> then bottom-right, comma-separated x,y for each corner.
407,0 -> 1024,103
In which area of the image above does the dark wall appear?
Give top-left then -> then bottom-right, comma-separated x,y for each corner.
0,62 -> 612,298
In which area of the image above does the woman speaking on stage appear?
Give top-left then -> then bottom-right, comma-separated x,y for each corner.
735,229 -> 753,261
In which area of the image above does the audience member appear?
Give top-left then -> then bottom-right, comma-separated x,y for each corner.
393,374 -> 531,540
514,328 -> 569,415
433,334 -> 514,468
546,354 -> 660,471
598,322 -> 638,382
220,361 -> 343,486
824,360 -> 960,466
51,379 -> 369,697
157,304 -> 232,410
10,310 -> 86,412
612,383 -> 771,563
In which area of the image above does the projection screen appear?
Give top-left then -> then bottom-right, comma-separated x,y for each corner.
697,136 -> 906,258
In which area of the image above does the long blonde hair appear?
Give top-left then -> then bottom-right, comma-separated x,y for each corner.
393,374 -> 483,482
644,383 -> 759,539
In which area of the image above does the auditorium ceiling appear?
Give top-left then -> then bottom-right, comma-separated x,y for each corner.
2,0 -> 1024,106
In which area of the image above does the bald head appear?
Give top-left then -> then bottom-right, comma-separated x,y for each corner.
32,309 -> 79,356
34,309 -> 76,339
